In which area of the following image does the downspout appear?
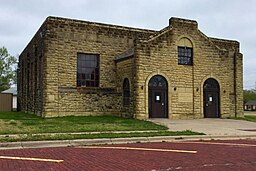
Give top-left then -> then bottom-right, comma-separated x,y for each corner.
192,50 -> 195,116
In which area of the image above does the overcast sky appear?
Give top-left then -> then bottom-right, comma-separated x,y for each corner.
0,0 -> 255,89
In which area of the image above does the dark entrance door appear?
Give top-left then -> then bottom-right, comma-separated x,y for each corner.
203,78 -> 220,118
149,75 -> 168,118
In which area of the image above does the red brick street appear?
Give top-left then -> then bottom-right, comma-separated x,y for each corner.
0,140 -> 255,171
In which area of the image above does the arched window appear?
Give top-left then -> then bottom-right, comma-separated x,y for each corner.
177,37 -> 193,65
123,78 -> 130,106
203,78 -> 220,91
148,75 -> 168,89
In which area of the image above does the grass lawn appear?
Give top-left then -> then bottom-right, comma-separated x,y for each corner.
0,112 -> 205,142
234,115 -> 256,122
0,112 -> 168,134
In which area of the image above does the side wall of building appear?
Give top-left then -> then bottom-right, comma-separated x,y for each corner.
18,23 -> 47,116
42,17 -> 155,117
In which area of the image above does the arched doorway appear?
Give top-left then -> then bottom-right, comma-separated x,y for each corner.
148,75 -> 168,118
203,78 -> 220,118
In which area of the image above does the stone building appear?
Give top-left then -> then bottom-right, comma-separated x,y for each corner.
18,16 -> 243,119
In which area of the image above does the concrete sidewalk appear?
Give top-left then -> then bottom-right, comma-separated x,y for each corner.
149,118 -> 256,136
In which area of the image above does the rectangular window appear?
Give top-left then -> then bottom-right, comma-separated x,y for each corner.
178,46 -> 193,65
77,53 -> 99,87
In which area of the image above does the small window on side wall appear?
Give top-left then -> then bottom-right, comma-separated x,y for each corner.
123,78 -> 130,106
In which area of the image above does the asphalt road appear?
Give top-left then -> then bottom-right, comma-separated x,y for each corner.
0,140 -> 255,171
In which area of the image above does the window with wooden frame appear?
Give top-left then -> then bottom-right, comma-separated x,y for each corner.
123,78 -> 130,106
77,53 -> 99,87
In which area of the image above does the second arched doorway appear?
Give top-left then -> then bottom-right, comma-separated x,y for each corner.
148,75 -> 168,118
203,78 -> 220,118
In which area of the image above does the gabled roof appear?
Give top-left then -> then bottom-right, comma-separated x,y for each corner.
1,87 -> 17,95
245,100 -> 256,106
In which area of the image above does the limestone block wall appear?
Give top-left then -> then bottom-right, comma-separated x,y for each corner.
116,57 -> 135,118
133,18 -> 243,119
41,17 -> 155,117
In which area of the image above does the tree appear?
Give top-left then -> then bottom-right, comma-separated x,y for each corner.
0,47 -> 17,92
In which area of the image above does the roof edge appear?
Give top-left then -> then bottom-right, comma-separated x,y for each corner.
46,16 -> 157,34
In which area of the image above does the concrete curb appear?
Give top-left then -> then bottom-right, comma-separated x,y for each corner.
0,130 -> 162,138
1,135 -> 256,150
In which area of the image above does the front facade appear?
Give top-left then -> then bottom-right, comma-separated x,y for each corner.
18,16 -> 244,119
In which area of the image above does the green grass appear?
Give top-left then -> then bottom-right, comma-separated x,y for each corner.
233,115 -> 256,122
0,112 -> 168,134
0,130 -> 205,142
0,112 -> 205,142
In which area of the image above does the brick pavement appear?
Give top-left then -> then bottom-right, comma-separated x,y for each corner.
0,140 -> 255,171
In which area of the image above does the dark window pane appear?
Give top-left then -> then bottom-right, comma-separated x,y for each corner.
86,81 -> 90,87
82,61 -> 87,67
78,53 -> 85,61
149,75 -> 168,89
85,68 -> 94,74
85,61 -> 95,67
77,80 -> 81,87
91,73 -> 94,80
95,81 -> 99,87
91,61 -> 96,67
82,74 -> 86,79
86,54 -> 94,60
85,74 -> 90,80
77,62 -> 81,68
178,46 -> 193,65
91,81 -> 95,87
81,54 -> 86,60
